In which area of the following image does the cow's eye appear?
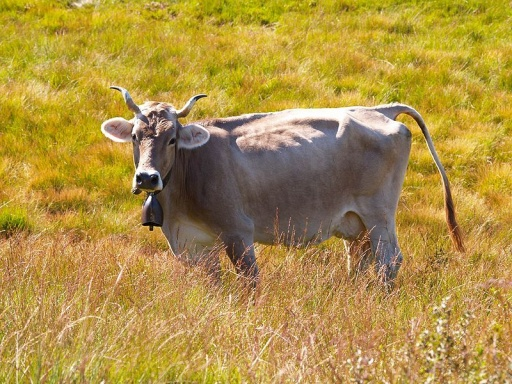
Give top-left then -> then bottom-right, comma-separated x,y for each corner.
132,133 -> 137,142
169,138 -> 176,146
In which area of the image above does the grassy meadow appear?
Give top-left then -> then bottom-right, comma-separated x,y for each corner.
1,0 -> 511,382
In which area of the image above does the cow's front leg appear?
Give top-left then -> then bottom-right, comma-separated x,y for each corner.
163,222 -> 221,284
223,234 -> 259,289
175,245 -> 222,284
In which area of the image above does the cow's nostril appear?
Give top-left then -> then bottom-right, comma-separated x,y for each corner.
150,174 -> 159,186
136,175 -> 143,185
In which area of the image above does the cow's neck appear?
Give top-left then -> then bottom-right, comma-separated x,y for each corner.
158,148 -> 191,216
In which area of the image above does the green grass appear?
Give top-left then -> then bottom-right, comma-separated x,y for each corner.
1,0 -> 511,382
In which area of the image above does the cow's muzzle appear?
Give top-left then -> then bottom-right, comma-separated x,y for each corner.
134,170 -> 163,192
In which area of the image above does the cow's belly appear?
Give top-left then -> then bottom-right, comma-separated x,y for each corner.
252,208 -> 366,246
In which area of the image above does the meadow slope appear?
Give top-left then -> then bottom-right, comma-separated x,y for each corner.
0,0 -> 511,382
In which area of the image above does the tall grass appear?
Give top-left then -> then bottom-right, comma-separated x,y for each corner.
1,232 -> 511,382
1,0 -> 511,381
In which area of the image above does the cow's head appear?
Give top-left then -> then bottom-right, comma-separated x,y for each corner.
101,86 -> 209,194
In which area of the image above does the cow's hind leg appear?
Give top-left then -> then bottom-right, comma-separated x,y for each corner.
367,225 -> 403,287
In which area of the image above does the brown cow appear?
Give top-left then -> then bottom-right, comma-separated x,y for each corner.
101,86 -> 464,287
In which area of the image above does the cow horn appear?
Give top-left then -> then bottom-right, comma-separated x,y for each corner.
176,94 -> 207,118
110,86 -> 142,115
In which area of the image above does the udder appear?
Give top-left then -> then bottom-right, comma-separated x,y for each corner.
330,211 -> 367,241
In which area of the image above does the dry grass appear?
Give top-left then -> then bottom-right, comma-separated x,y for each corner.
1,229 -> 511,382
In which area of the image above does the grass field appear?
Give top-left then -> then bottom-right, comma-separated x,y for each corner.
1,0 -> 511,382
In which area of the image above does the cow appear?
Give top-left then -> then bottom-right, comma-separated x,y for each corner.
101,86 -> 464,288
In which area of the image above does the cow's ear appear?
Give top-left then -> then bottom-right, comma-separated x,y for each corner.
101,117 -> 134,143
178,124 -> 210,149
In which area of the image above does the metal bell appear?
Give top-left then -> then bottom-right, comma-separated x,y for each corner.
141,193 -> 163,231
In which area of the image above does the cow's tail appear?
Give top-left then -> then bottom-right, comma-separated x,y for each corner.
379,104 -> 465,253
